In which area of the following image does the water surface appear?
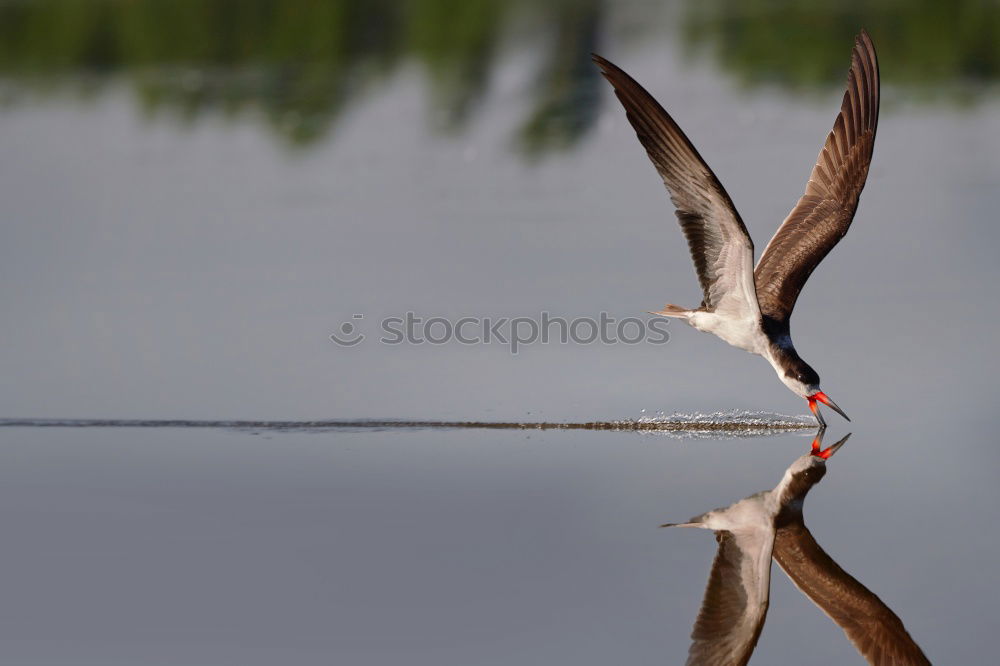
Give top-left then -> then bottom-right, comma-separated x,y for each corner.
1,2 -> 999,663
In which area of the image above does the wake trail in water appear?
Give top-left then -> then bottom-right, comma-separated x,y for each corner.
0,411 -> 816,437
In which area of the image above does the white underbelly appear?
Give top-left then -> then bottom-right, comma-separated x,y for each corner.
687,311 -> 767,355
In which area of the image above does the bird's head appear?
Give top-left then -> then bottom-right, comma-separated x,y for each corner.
779,356 -> 821,398
779,432 -> 850,508
778,358 -> 849,426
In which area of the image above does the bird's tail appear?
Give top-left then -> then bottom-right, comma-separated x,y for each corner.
648,304 -> 691,318
660,510 -> 711,528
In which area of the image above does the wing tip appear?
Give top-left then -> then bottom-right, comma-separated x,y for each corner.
844,28 -> 880,132
590,52 -> 617,79
852,28 -> 880,87
855,28 -> 876,60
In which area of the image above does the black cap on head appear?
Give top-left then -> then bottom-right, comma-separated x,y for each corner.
784,357 -> 820,388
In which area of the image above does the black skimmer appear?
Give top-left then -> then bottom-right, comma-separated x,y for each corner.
662,432 -> 929,665
593,31 -> 879,426
660,433 -> 849,665
772,464 -> 931,666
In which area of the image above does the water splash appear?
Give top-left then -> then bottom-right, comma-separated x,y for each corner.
632,409 -> 816,439
0,411 -> 816,437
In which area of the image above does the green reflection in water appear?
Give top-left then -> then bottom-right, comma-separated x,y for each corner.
0,0 -> 997,152
516,0 -> 601,158
683,0 -> 1000,98
0,0 -> 498,146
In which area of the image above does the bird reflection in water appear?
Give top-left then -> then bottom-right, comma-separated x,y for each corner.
662,431 -> 930,665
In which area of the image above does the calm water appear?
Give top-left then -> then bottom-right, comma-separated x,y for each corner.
1,1 -> 999,663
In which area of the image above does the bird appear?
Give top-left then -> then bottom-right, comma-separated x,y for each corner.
663,432 -> 930,665
661,431 -> 850,665
772,462 -> 931,665
593,30 -> 879,426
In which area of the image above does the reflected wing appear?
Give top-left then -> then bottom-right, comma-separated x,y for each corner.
594,55 -> 760,320
753,30 -> 879,323
686,528 -> 773,666
773,522 -> 931,665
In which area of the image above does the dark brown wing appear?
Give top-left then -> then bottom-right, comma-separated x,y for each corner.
773,522 -> 931,666
754,30 -> 880,323
686,529 -> 773,666
594,55 -> 760,320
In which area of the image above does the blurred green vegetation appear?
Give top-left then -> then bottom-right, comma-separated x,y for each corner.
0,0 -> 529,146
516,0 -> 601,158
683,0 -> 1000,100
0,0 -> 998,151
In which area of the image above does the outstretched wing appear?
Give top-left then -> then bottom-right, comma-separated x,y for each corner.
686,528 -> 774,666
594,55 -> 760,320
754,30 -> 880,324
773,522 -> 931,665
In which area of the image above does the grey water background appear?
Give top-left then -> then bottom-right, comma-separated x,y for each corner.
1,1 -> 999,663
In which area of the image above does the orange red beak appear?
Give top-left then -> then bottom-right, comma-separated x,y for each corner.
808,391 -> 850,427
810,431 -> 851,459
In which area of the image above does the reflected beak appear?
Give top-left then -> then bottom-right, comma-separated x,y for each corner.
811,431 -> 851,459
812,391 -> 850,422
